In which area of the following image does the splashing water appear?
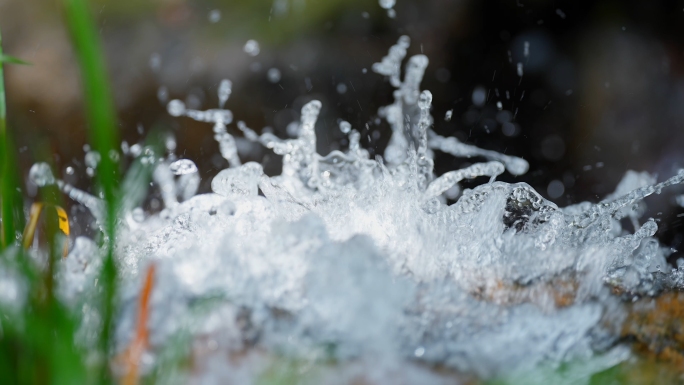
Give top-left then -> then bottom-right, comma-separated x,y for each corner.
13,35 -> 684,384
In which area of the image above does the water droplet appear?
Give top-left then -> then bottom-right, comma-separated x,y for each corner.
547,180 -> 565,199
243,40 -> 260,56
29,163 -> 55,187
167,99 -> 186,117
157,86 -> 169,103
267,68 -> 281,83
472,86 -> 486,107
208,9 -> 221,23
149,53 -> 161,72
109,150 -> 120,162
130,144 -> 142,157
132,207 -> 145,222
379,0 -> 396,9
85,151 -> 101,169
336,83 -> 347,94
339,121 -> 352,134
169,159 -> 198,176
218,79 -> 232,109
502,122 -> 518,137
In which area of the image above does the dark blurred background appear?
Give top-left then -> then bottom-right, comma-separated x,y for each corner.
1,0 -> 683,256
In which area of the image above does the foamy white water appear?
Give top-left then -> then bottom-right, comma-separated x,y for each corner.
14,34 -> 684,384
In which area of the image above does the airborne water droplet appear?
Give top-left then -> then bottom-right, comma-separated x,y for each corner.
472,86 -> 486,106
336,83 -> 347,94
547,180 -> 565,199
208,9 -> 221,23
243,40 -> 260,56
149,53 -> 161,72
339,121 -> 352,134
169,159 -> 198,176
218,79 -> 232,109
85,151 -> 101,169
167,99 -> 186,117
29,163 -> 55,187
379,0 -> 396,9
267,68 -> 281,83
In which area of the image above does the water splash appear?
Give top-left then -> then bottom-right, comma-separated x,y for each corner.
29,162 -> 105,225
429,134 -> 529,176
15,32 -> 684,384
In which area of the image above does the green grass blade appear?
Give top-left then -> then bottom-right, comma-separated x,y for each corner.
0,54 -> 31,65
0,30 -> 25,249
0,30 -> 10,248
61,1 -> 120,382
62,0 -> 120,226
119,125 -> 167,213
0,32 -> 5,130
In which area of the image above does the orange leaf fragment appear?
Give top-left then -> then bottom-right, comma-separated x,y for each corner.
119,263 -> 156,385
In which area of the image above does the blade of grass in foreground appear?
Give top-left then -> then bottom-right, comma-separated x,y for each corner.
62,0 -> 120,222
0,31 -> 26,249
0,30 -> 9,248
0,30 -> 87,385
0,30 -> 13,248
62,1 -> 120,382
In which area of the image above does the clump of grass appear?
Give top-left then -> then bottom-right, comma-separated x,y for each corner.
1,0 -> 189,381
0,0 -> 127,381
1,31 -> 88,384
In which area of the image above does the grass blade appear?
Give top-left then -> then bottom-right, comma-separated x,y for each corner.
62,0 -> 120,224
0,30 -> 10,248
0,54 -> 31,65
0,31 -> 26,249
61,1 -> 120,382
